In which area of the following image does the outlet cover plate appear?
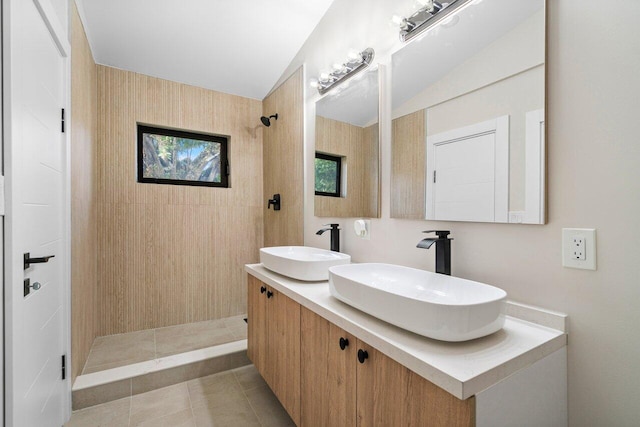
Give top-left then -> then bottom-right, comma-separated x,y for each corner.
562,228 -> 596,270
354,219 -> 371,240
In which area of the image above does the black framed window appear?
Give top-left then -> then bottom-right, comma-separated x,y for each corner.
315,152 -> 342,197
137,124 -> 229,187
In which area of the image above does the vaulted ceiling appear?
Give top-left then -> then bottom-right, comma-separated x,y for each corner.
75,0 -> 336,100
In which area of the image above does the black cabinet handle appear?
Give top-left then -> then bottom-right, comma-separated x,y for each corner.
260,286 -> 266,294
267,290 -> 273,299
339,337 -> 349,350
24,253 -> 55,270
357,349 -> 368,364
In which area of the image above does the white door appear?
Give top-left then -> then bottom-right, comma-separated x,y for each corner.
4,0 -> 71,425
433,134 -> 496,222
524,109 -> 545,224
426,116 -> 510,223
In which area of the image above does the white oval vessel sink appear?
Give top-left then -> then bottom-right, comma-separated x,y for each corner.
329,263 -> 507,342
260,246 -> 351,281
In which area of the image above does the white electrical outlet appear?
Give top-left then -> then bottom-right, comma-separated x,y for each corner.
354,219 -> 371,240
562,228 -> 596,270
571,236 -> 586,260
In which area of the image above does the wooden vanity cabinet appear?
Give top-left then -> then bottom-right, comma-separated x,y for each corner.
300,308 -> 475,427
250,277 -> 474,427
247,276 -> 301,425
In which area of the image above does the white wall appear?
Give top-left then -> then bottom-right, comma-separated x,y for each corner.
273,0 -> 640,425
392,8 -> 545,119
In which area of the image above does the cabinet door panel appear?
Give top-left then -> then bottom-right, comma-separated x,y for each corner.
407,370 -> 475,427
268,288 -> 301,425
356,339 -> 475,427
356,341 -> 411,426
247,276 -> 267,377
301,308 -> 356,426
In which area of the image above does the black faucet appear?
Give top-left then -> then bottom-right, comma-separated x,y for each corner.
417,230 -> 453,275
316,224 -> 340,252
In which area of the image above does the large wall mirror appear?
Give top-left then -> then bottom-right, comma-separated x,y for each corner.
315,67 -> 380,218
391,0 -> 545,224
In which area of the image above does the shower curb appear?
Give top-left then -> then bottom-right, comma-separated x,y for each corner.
71,339 -> 250,410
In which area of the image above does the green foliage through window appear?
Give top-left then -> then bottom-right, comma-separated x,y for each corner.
315,153 -> 341,197
137,125 -> 229,187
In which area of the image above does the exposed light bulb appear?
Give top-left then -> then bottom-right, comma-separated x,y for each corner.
318,72 -> 331,84
309,79 -> 319,88
425,0 -> 443,13
332,63 -> 344,72
391,15 -> 404,26
347,50 -> 361,61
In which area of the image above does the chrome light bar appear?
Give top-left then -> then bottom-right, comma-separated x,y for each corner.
313,48 -> 375,95
399,0 -> 473,42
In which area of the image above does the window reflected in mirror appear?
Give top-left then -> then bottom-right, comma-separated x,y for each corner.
315,152 -> 342,197
314,67 -> 381,218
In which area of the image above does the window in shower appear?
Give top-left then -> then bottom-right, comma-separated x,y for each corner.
137,124 -> 229,187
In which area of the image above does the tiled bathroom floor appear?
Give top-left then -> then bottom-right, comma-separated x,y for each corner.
83,315 -> 247,374
66,365 -> 295,426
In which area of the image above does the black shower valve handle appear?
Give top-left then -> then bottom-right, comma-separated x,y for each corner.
267,194 -> 281,211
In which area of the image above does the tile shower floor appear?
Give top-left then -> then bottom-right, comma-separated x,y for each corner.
82,315 -> 248,374
66,365 -> 295,426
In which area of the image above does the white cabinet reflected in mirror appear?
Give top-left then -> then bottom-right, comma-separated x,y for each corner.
315,67 -> 381,218
391,0 -> 546,224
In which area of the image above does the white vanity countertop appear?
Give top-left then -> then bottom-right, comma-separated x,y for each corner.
246,263 -> 567,400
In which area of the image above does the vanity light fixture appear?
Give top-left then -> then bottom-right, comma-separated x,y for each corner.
311,48 -> 375,95
395,0 -> 474,42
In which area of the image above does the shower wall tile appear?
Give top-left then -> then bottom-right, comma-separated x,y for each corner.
97,66 -> 264,335
262,68 -> 304,247
70,3 -> 99,384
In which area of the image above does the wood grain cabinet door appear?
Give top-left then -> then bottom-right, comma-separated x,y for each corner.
356,341 -> 411,426
248,277 -> 302,425
300,308 -> 356,427
247,276 -> 268,377
406,369 -> 475,427
266,287 -> 301,425
356,340 -> 476,427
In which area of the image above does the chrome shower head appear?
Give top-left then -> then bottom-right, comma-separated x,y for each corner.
260,113 -> 278,127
